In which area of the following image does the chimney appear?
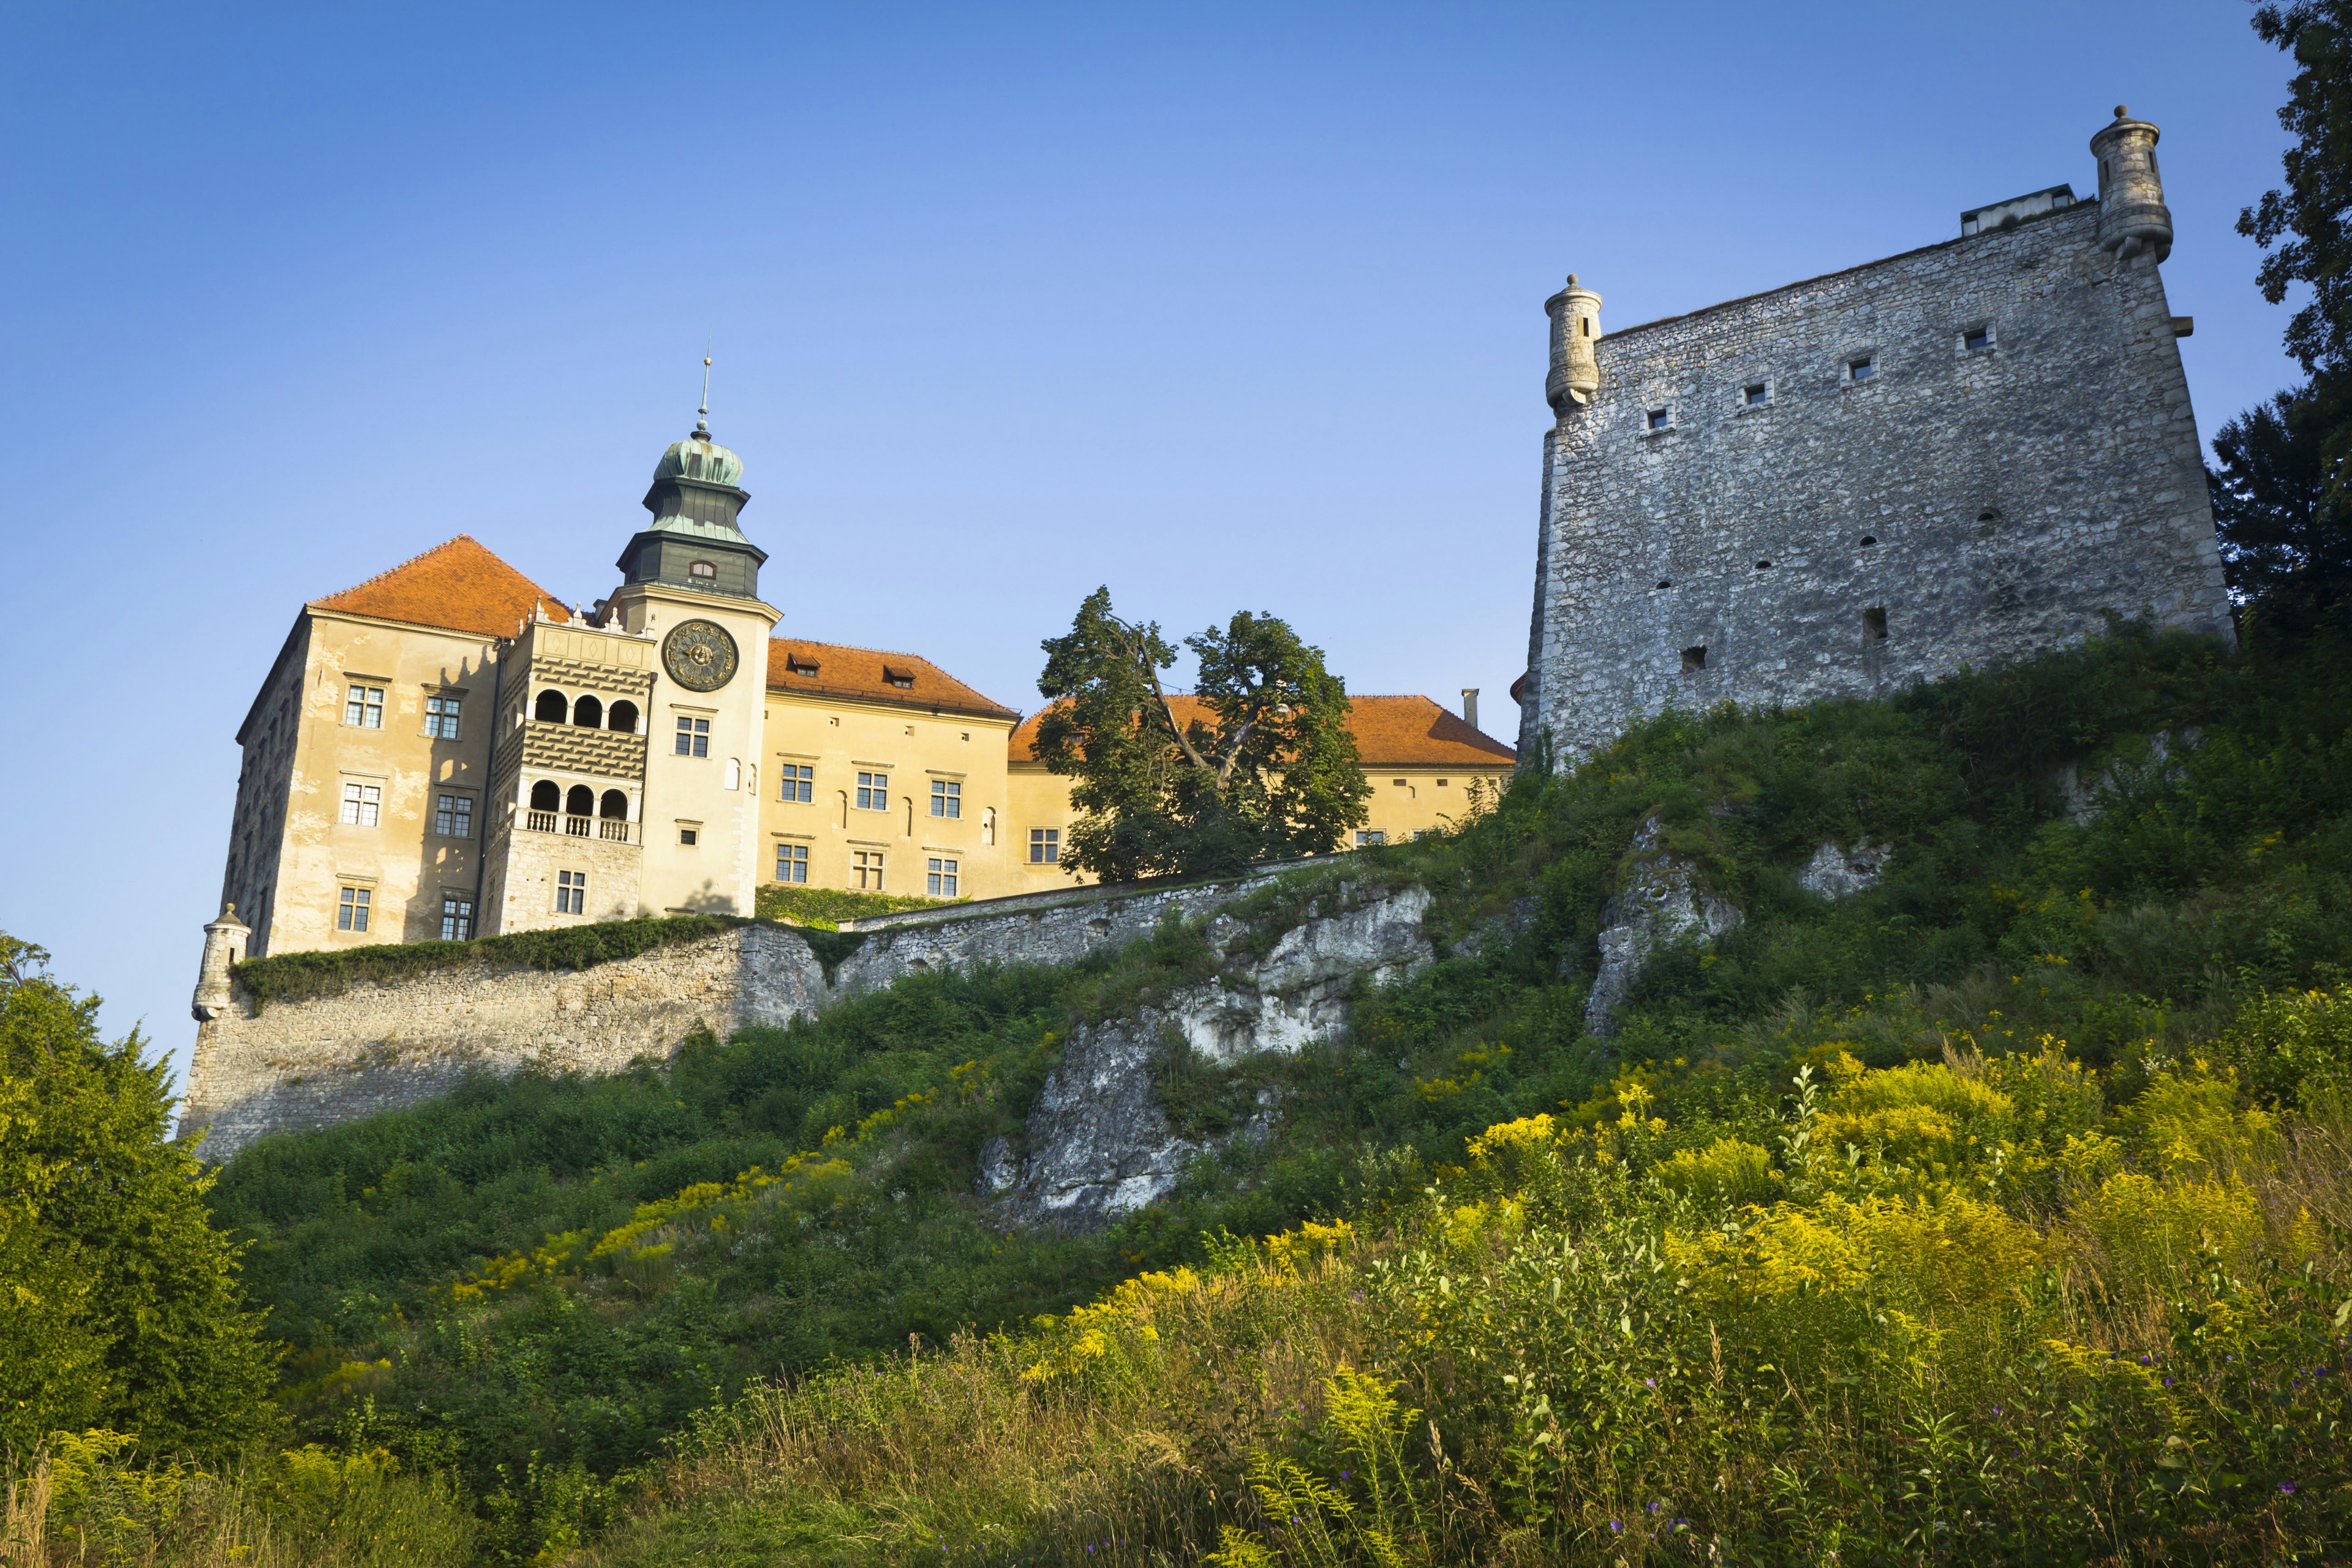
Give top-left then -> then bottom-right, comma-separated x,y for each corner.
1460,688 -> 1479,732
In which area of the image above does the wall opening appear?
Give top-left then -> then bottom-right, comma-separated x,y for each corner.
599,789 -> 629,819
1681,646 -> 1708,673
1755,559 -> 1774,571
1654,578 -> 1672,590
1647,408 -> 1670,431
530,780 -> 560,812
1977,508 -> 2000,522
572,693 -> 603,728
1849,356 -> 1874,381
1743,383 -> 1768,405
608,699 -> 639,733
1863,606 -> 1889,642
534,689 -> 568,722
1859,534 -> 1877,547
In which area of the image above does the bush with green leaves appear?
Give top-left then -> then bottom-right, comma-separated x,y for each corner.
0,933 -> 276,1460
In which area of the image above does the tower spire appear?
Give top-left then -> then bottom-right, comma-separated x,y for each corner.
695,340 -> 712,437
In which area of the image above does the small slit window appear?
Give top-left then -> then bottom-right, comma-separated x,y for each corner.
1848,356 -> 1874,381
1864,606 -> 1889,642
1681,646 -> 1708,674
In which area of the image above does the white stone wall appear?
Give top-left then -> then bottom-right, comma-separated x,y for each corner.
181,864 -> 1335,1161
1521,205 -> 2233,760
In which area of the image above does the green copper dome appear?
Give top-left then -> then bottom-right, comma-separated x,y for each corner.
652,424 -> 744,489
618,420 -> 766,598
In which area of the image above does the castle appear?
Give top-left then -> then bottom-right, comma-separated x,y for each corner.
1513,107 -> 2235,760
190,412 -> 1512,995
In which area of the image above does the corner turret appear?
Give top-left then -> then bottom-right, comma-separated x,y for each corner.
1545,274 -> 1603,420
191,903 -> 250,1022
2090,105 -> 2172,263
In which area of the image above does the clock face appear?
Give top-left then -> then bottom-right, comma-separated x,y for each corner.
662,619 -> 739,693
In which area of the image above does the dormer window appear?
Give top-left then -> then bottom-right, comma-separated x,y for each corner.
689,560 -> 717,583
787,656 -> 820,678
884,666 -> 915,690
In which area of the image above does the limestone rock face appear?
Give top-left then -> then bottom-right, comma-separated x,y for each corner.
1798,840 -> 1888,900
1585,818 -> 1740,1038
987,883 -> 1434,1233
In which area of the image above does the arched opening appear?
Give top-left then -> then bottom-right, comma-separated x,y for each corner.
599,789 -> 629,819
573,693 -> 603,729
608,699 -> 639,734
565,784 -> 595,817
535,689 -> 569,723
530,780 -> 560,812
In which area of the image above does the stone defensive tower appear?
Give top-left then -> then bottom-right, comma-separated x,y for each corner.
1517,107 -> 2232,761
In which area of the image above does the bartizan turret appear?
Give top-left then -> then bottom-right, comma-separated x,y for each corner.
2090,105 -> 2171,263
1545,274 -> 1603,420
191,903 -> 251,1022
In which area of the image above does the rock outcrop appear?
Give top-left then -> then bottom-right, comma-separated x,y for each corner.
1798,840 -> 1888,900
982,882 -> 1434,1232
1585,817 -> 1740,1037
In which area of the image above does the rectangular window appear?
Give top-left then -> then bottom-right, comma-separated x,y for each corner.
424,695 -> 461,739
1354,829 -> 1386,848
930,778 -> 961,818
674,717 -> 710,757
344,685 -> 384,728
340,782 -> 381,826
440,894 -> 473,941
1864,606 -> 1890,641
774,842 -> 809,883
1849,356 -> 1875,381
337,886 -> 370,932
1743,383 -> 1768,406
434,793 -> 472,837
679,826 -> 699,846
854,849 -> 885,891
926,857 -> 959,897
779,764 -> 813,803
856,771 -> 889,810
1964,326 -> 1991,352
1646,407 -> 1669,430
1029,827 -> 1059,864
556,869 -> 587,914
1681,645 -> 1708,673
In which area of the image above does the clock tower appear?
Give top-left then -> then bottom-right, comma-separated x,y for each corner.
598,413 -> 781,919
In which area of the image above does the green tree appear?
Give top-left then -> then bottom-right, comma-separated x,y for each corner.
0,932 -> 277,1458
1035,588 -> 1371,881
2217,0 -> 2352,633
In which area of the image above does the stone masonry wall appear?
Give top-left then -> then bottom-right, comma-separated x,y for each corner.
1520,203 -> 2232,760
180,864 -> 1329,1161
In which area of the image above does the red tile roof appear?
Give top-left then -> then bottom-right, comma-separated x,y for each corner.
1010,693 -> 1515,767
767,638 -> 1018,720
308,535 -> 571,638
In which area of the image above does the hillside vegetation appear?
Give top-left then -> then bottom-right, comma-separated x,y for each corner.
13,625 -> 2352,1563
156,624 -> 2352,1563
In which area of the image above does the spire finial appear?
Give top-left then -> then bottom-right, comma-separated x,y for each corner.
695,338 -> 712,437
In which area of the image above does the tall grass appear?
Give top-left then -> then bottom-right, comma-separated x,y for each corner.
0,1434 -> 477,1568
592,1005 -> 2352,1565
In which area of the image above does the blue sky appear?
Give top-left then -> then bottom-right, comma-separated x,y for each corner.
0,1 -> 2308,1092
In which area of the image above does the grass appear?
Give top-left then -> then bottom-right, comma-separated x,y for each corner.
753,886 -> 962,929
195,623 -> 2352,1562
230,914 -> 745,1009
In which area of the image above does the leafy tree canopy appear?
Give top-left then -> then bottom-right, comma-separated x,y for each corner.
1035,588 -> 1371,882
2213,1 -> 2352,632
0,932 -> 276,1458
